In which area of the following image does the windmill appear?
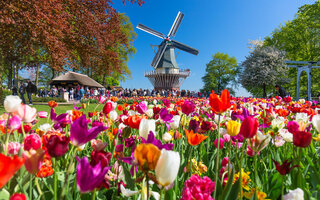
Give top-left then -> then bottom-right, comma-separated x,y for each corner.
137,11 -> 199,90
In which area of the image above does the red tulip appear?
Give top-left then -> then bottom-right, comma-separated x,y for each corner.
209,89 -> 231,114
272,159 -> 299,175
293,131 -> 312,148
45,135 -> 70,157
239,116 -> 259,138
103,102 -> 113,115
10,193 -> 26,200
0,154 -> 25,189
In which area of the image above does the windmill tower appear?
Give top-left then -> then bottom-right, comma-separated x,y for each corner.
137,12 -> 199,90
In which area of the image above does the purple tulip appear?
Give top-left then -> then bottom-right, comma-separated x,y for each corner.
141,131 -> 174,150
188,119 -> 200,133
50,108 -> 69,130
70,115 -> 107,146
160,108 -> 173,123
76,156 -> 109,193
136,101 -> 147,114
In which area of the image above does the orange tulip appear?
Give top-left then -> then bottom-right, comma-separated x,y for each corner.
134,143 -> 161,171
0,154 -> 25,188
48,101 -> 58,108
117,105 -> 124,111
209,89 -> 231,114
185,129 -> 208,146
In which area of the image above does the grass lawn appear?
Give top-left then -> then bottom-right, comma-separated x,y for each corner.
0,103 -> 104,129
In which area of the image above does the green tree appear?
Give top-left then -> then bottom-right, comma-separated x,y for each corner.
202,52 -> 238,95
264,1 -> 320,98
240,43 -> 289,98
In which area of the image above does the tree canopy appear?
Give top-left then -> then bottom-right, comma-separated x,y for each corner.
240,43 -> 289,98
202,52 -> 238,95
264,1 -> 320,98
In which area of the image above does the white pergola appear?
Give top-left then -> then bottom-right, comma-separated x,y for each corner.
285,61 -> 320,100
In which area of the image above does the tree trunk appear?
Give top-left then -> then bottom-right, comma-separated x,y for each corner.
8,61 -> 12,89
51,67 -> 55,79
35,64 -> 40,86
102,73 -> 106,86
263,83 -> 267,98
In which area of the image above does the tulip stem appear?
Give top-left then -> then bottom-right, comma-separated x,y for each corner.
213,114 -> 221,199
4,115 -> 11,155
61,146 -> 76,199
160,188 -> 166,200
146,175 -> 150,200
35,178 -> 43,198
239,140 -> 246,200
281,175 -> 285,200
253,153 -> 258,200
91,188 -> 97,200
53,158 -> 58,200
29,175 -> 33,200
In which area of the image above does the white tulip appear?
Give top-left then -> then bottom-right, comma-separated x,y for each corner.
162,132 -> 172,142
39,123 -> 51,133
145,109 -> 154,118
119,123 -> 126,130
279,129 -> 293,143
153,99 -> 157,105
155,149 -> 180,187
120,185 -> 139,197
109,110 -> 118,121
271,117 -> 285,130
299,99 -> 305,104
312,114 -> 320,133
169,115 -> 180,129
283,188 -> 304,200
139,119 -> 156,140
4,95 -> 22,113
296,113 -> 309,123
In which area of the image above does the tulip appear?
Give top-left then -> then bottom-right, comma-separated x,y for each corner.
103,101 -> 113,114
134,143 -> 161,171
48,101 -> 58,108
0,153 -> 25,188
272,159 -> 299,175
283,188 -> 304,200
98,96 -> 106,104
155,149 -> 180,186
181,100 -> 195,116
7,115 -> 22,130
248,131 -> 271,153
23,148 -> 45,175
136,101 -> 148,114
169,115 -> 181,129
14,104 -> 37,123
70,115 -> 107,146
293,131 -> 312,148
214,138 -> 225,149
90,139 -> 108,152
145,109 -> 154,118
17,125 -> 31,134
279,129 -> 293,142
38,123 -> 51,133
162,132 -> 173,142
209,89 -> 231,114
239,116 -> 259,138
24,134 -> 41,151
46,135 -> 70,157
142,131 -> 174,150
127,115 -> 144,129
287,121 -> 299,134
9,193 -> 26,200
181,174 -> 215,200
200,120 -> 213,132
139,119 -> 156,140
90,150 -> 112,168
38,111 -> 48,118
160,108 -> 173,123
76,156 -> 109,193
312,114 -> 320,133
185,129 -> 208,146
226,120 -> 241,136
50,108 -> 69,130
4,95 -> 22,113
188,119 -> 200,133
109,110 -> 118,121
6,142 -> 22,155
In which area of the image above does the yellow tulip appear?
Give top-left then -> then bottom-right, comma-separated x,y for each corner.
226,120 -> 241,136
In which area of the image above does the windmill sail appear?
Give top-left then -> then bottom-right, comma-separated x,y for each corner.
168,12 -> 184,38
171,40 -> 199,55
136,24 -> 165,39
151,41 -> 168,68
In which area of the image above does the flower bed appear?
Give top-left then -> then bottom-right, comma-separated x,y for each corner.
0,92 -> 318,199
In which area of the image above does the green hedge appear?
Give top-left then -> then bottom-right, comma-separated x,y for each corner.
2,89 -> 66,102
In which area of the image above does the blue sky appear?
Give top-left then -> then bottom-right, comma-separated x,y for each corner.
113,0 -> 315,96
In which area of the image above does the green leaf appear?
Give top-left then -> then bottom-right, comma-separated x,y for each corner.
219,167 -> 235,200
121,163 -> 135,190
226,178 -> 241,200
0,188 -> 10,200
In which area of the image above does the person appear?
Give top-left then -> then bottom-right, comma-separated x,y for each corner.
275,84 -> 287,98
26,80 -> 34,105
12,85 -> 18,96
19,81 -> 26,104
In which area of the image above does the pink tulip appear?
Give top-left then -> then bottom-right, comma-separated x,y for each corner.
7,115 -> 22,130
38,111 -> 48,118
214,138 -> 225,149
6,142 -> 22,155
24,134 -> 41,151
99,96 -> 107,104
14,104 -> 37,123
